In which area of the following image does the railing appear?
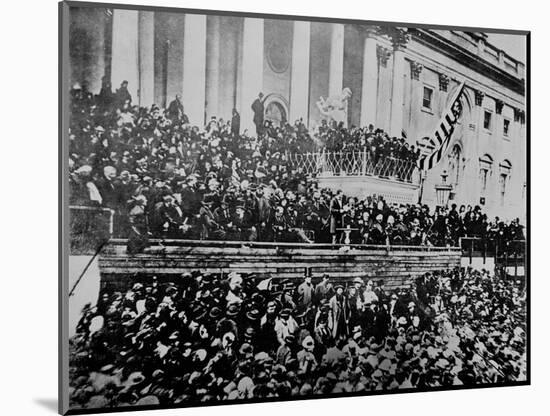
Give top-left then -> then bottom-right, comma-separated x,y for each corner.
459,237 -> 526,276
290,150 -> 419,183
69,205 -> 114,255
107,238 -> 461,253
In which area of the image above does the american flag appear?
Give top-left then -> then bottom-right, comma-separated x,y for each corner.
418,81 -> 466,171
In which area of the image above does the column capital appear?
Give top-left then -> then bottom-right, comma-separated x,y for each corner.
376,44 -> 391,68
513,107 -> 525,124
495,99 -> 504,115
376,26 -> 409,50
409,60 -> 423,81
438,74 -> 450,92
389,28 -> 409,51
474,89 -> 485,106
364,26 -> 378,38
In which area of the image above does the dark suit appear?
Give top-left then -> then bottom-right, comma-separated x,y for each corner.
329,196 -> 344,235
167,98 -> 185,122
114,86 -> 132,108
96,177 -> 118,210
231,112 -> 241,136
251,98 -> 265,136
151,202 -> 184,238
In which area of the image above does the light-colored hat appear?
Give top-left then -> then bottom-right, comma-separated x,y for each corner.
74,165 -> 92,176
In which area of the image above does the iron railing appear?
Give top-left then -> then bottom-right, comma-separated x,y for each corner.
459,237 -> 526,277
290,150 -> 419,183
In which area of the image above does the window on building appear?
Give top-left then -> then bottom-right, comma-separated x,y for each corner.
448,144 -> 462,187
499,173 -> 507,205
422,86 -> 433,110
480,168 -> 489,193
483,111 -> 492,131
479,154 -> 493,195
499,160 -> 512,205
503,118 -> 510,137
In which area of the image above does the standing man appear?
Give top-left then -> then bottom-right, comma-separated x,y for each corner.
114,80 -> 132,108
296,273 -> 314,313
251,92 -> 265,137
328,284 -> 349,340
167,94 -> 188,124
231,108 -> 241,136
329,190 -> 345,244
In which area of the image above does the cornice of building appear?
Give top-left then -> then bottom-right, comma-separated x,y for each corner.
408,28 -> 525,97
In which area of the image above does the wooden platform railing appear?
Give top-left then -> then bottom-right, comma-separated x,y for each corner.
107,238 -> 461,252
98,239 -> 462,291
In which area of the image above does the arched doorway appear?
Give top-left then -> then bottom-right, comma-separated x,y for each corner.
263,94 -> 288,128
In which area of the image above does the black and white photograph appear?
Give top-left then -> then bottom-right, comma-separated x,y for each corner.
59,1 -> 529,414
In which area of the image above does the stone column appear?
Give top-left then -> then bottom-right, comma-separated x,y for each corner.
111,10 -> 139,101
205,16 -> 221,121
182,14 -> 207,127
328,23 -> 345,98
360,28 -> 378,127
138,11 -> 155,107
389,42 -> 406,138
289,21 -> 311,124
240,17 -> 264,134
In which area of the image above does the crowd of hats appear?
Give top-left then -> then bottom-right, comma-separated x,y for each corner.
68,84 -> 524,248
69,267 -> 526,410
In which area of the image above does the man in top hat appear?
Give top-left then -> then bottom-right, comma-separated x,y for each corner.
328,284 -> 349,340
251,92 -> 266,137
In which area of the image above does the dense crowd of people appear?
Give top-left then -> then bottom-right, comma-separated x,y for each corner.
319,120 -> 420,166
68,80 -> 524,250
69,267 -> 527,409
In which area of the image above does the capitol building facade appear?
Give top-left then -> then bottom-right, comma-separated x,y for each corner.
68,6 -> 527,222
